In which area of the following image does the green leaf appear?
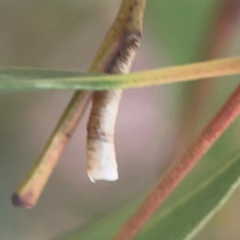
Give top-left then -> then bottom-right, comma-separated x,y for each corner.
146,0 -> 218,63
57,150 -> 240,240
0,57 -> 240,91
0,68 -> 100,91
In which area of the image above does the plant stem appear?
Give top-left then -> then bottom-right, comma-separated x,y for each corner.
205,0 -> 240,59
12,91 -> 91,208
113,83 -> 240,239
175,0 -> 240,156
12,0 -> 146,208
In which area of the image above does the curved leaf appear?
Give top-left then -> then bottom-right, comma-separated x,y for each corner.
56,150 -> 240,240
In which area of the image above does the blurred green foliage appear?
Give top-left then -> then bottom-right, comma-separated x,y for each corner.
1,1 -> 240,240
57,150 -> 240,240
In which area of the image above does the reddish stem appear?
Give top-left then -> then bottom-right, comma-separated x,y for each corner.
113,83 -> 240,239
175,0 -> 240,155
206,0 -> 240,59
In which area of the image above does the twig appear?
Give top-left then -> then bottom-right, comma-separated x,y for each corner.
205,0 -> 240,59
113,83 -> 240,239
175,0 -> 240,154
12,0 -> 146,208
12,91 -> 91,208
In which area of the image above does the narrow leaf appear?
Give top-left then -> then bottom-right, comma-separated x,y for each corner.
56,150 -> 240,240
1,57 -> 240,91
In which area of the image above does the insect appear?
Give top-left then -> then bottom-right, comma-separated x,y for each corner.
87,32 -> 141,182
12,0 -> 146,208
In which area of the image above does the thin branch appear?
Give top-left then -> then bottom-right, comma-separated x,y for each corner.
12,0 -> 146,208
204,0 -> 240,59
175,0 -> 240,154
12,91 -> 91,207
113,83 -> 240,239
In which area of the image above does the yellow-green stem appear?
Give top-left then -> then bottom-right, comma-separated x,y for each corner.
12,0 -> 146,208
12,91 -> 91,207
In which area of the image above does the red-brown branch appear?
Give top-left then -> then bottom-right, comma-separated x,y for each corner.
113,83 -> 240,239
175,0 -> 240,156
